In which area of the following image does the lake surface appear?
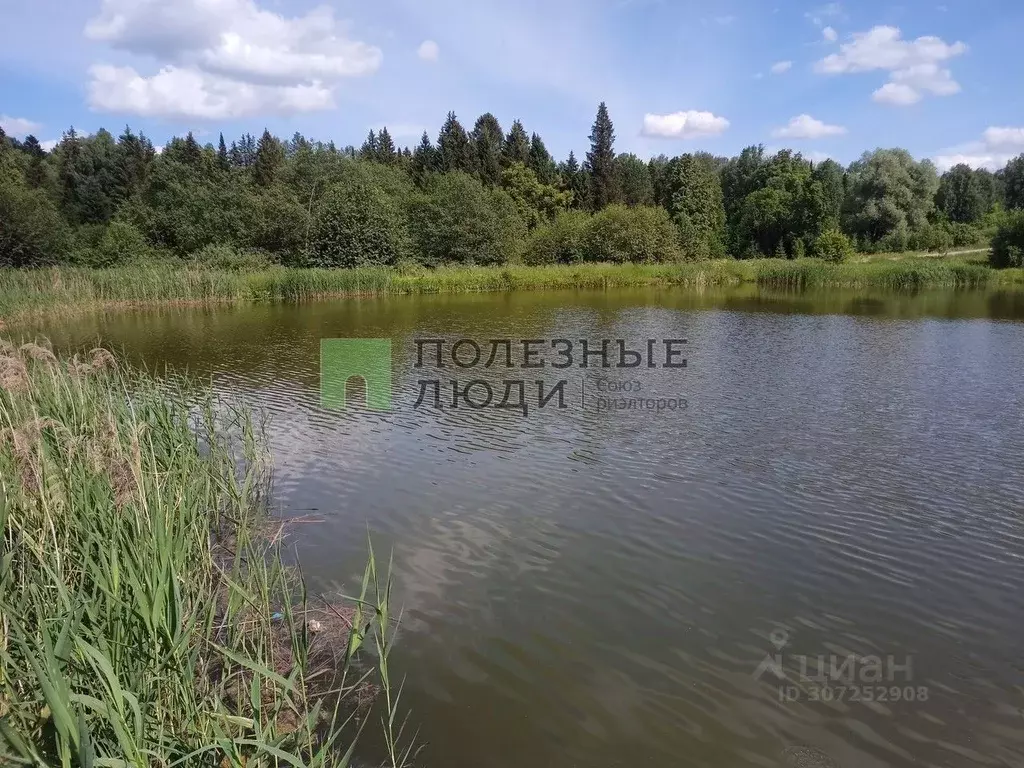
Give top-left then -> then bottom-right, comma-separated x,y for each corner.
32,285 -> 1024,768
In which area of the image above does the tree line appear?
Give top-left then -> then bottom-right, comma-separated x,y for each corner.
2,102 -> 1024,270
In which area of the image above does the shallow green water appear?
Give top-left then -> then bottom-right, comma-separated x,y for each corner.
32,285 -> 1024,768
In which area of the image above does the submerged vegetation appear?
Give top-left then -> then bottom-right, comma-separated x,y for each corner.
0,257 -> 1020,326
0,343 -> 410,766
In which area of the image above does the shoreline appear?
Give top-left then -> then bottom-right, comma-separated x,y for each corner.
2,257 -> 1023,327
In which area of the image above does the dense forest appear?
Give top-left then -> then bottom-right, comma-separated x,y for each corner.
2,102 -> 1024,270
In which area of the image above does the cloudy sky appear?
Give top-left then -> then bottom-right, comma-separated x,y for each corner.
1,0 -> 1022,170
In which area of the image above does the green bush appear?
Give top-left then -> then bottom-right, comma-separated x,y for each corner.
523,210 -> 590,265
950,222 -> 981,248
990,211 -> 1024,268
89,221 -> 152,267
307,179 -> 410,268
408,172 -> 526,266
923,222 -> 954,254
876,225 -> 910,253
190,243 -> 275,271
813,228 -> 854,263
0,181 -> 70,267
241,187 -> 310,262
792,237 -> 806,259
581,204 -> 682,263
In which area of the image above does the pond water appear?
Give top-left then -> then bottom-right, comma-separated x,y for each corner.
32,285 -> 1024,768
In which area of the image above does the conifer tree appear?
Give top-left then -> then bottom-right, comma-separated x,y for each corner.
558,151 -> 588,209
412,131 -> 439,185
470,113 -> 504,186
585,102 -> 617,210
377,127 -> 397,164
360,130 -> 378,161
183,131 -> 202,168
528,133 -> 556,185
437,112 -> 472,173
217,132 -> 229,170
501,120 -> 530,167
253,129 -> 284,186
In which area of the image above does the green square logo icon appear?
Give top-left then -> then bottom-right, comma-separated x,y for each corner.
321,338 -> 392,410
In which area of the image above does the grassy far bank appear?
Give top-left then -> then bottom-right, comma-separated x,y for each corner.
0,343 -> 409,767
2,258 -> 1024,327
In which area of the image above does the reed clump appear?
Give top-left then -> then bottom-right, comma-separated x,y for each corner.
0,343 -> 409,767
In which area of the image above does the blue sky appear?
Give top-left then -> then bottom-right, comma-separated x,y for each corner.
2,0 -> 1023,170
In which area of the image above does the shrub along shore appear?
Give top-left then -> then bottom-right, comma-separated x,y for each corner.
1,257 -> 1022,328
0,343 -> 409,767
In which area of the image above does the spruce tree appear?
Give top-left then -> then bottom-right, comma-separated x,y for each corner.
558,151 -> 587,209
501,120 -> 530,167
528,133 -> 556,185
217,132 -> 229,170
115,125 -> 149,197
22,135 -> 47,188
183,131 -> 202,168
360,130 -> 378,161
667,153 -> 726,258
377,127 -> 397,164
57,127 -> 82,219
412,131 -> 439,185
253,129 -> 284,187
470,113 -> 504,186
585,102 -> 617,210
437,112 -> 472,173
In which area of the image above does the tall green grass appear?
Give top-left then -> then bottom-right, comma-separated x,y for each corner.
0,343 -> 409,767
1,259 -> 1021,326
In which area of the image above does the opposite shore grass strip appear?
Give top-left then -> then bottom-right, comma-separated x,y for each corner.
2,259 -> 1023,327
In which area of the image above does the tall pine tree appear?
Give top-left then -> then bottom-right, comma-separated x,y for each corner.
217,132 -> 229,170
360,130 -> 379,161
412,131 -> 439,185
377,127 -> 397,164
437,112 -> 472,173
253,129 -> 284,187
501,120 -> 530,167
585,102 -> 617,211
470,113 -> 503,186
558,151 -> 587,209
183,131 -> 202,168
528,133 -> 556,185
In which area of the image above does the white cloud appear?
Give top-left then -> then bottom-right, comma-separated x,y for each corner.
816,25 -> 966,105
39,140 -> 59,152
84,0 -> 380,118
641,110 -> 729,139
822,25 -> 838,42
88,64 -> 333,120
0,115 -> 42,136
981,127 -> 1024,149
872,82 -> 920,105
417,39 -> 439,62
772,114 -> 846,139
770,60 -> 793,74
934,125 -> 1024,171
